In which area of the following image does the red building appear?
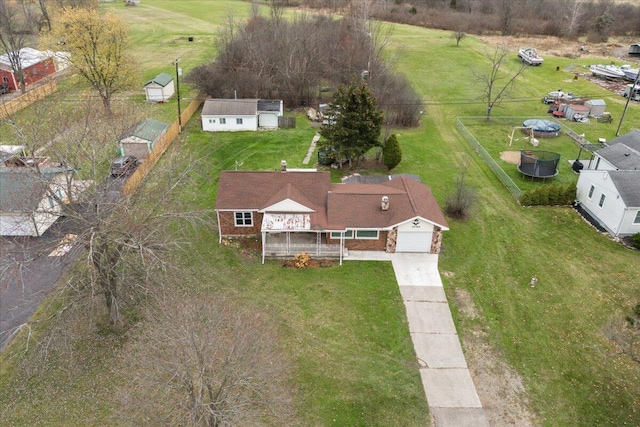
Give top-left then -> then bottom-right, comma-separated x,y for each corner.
0,47 -> 57,91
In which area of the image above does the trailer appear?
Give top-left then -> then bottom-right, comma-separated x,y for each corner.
623,84 -> 640,101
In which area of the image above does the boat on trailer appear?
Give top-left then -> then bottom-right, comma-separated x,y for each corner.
620,65 -> 639,81
518,48 -> 543,66
589,64 -> 625,79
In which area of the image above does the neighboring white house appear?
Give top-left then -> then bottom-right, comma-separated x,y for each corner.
144,73 -> 174,102
576,130 -> 640,237
0,157 -> 73,237
201,99 -> 283,132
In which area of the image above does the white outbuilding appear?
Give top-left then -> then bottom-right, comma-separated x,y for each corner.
144,73 -> 174,103
585,99 -> 606,117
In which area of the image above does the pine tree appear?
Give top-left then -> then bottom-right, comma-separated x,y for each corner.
319,80 -> 383,167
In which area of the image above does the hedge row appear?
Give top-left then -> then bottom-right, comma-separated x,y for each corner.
519,182 -> 577,206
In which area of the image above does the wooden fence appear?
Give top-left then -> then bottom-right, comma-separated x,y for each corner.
0,81 -> 57,120
123,96 -> 205,195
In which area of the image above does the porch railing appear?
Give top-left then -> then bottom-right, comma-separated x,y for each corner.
264,243 -> 341,257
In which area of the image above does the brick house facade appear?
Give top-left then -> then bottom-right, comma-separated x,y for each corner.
215,165 -> 448,264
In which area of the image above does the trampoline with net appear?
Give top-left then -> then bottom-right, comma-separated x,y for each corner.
522,119 -> 561,138
518,150 -> 560,179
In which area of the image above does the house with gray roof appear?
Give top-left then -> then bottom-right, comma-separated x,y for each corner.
201,98 -> 283,132
576,130 -> 640,237
144,73 -> 174,102
0,158 -> 73,236
215,162 -> 448,264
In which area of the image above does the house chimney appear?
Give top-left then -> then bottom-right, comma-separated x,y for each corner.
281,160 -> 287,172
381,196 -> 389,211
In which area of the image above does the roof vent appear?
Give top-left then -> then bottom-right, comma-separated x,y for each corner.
381,196 -> 390,211
281,160 -> 287,172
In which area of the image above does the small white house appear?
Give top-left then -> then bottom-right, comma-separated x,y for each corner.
576,170 -> 640,237
144,73 -> 174,103
201,99 -> 283,132
576,130 -> 640,237
585,99 -> 606,117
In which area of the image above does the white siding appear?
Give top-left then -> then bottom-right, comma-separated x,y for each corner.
201,115 -> 258,132
0,214 -> 36,236
576,170 -> 629,236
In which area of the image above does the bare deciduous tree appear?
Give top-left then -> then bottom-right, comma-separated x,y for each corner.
473,45 -> 526,119
119,293 -> 294,426
1,98 -> 209,331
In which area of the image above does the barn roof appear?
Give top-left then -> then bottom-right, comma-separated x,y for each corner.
0,48 -> 51,69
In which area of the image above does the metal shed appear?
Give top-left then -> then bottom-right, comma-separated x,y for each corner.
585,99 -> 606,117
565,104 -> 590,121
144,73 -> 174,103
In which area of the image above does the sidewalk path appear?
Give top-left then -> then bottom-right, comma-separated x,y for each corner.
302,132 -> 321,165
347,251 -> 489,427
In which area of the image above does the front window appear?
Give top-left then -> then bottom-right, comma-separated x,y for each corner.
330,230 -> 353,239
234,211 -> 253,227
355,230 -> 379,239
220,118 -> 226,124
236,118 -> 243,125
588,185 -> 595,199
599,194 -> 606,208
634,211 -> 640,224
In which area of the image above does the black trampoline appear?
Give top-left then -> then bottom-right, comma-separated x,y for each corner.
522,119 -> 561,138
518,150 -> 560,178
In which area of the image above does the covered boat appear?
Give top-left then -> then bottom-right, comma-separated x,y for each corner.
518,48 -> 543,66
589,64 -> 625,79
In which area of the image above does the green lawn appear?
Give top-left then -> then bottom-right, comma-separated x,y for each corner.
1,1 -> 640,426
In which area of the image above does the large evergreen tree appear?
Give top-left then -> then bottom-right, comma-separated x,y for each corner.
319,81 -> 383,167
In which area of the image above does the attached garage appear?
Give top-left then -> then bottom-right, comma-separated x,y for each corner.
258,113 -> 278,128
395,219 -> 434,253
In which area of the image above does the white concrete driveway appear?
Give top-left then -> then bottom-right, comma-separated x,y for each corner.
347,251 -> 489,427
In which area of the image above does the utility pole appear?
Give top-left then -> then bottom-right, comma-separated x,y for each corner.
616,70 -> 640,136
174,59 -> 182,132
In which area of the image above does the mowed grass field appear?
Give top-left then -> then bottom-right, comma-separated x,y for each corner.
1,1 -> 640,425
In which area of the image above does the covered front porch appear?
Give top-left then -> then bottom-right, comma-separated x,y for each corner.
262,231 -> 342,263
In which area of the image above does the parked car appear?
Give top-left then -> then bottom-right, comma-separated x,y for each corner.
110,155 -> 137,177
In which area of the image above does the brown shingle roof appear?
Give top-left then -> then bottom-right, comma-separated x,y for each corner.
216,171 -> 448,231
327,176 -> 448,229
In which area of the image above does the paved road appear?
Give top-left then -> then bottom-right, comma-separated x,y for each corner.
0,218 -> 81,349
0,176 -> 126,350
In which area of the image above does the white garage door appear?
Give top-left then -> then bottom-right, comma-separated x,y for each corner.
146,88 -> 164,102
259,113 -> 278,128
396,230 -> 432,253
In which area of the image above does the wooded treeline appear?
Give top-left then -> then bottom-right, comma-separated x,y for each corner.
274,0 -> 640,40
186,8 -> 423,126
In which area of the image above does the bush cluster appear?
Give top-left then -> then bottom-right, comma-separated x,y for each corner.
631,233 -> 640,250
519,182 -> 576,206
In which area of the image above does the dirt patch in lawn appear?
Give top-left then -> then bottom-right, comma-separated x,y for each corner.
454,288 -> 540,426
500,151 -> 521,165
